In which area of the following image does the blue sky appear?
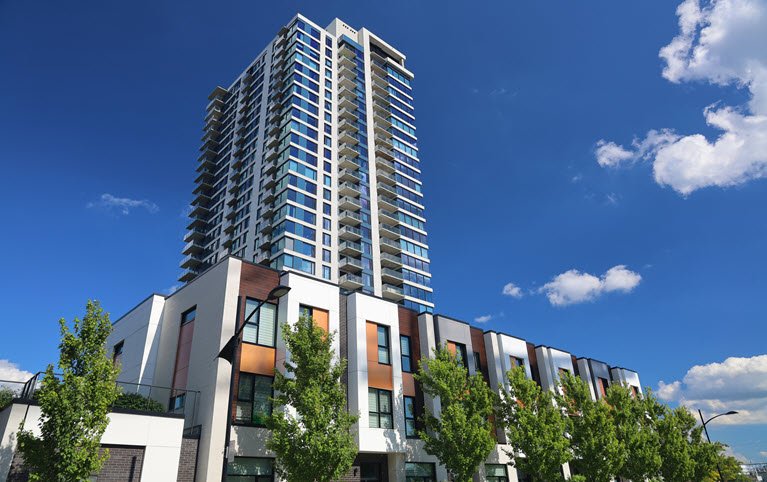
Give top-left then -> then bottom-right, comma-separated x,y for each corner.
1,0 -> 766,463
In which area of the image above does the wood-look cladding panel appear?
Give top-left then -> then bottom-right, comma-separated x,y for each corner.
527,342 -> 540,385
312,308 -> 329,332
470,327 -> 488,380
398,307 -> 421,366
172,321 -> 194,391
571,355 -> 580,377
366,322 -> 392,390
239,263 -> 281,301
240,344 -> 276,376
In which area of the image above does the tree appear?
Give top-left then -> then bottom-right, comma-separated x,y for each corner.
413,344 -> 496,482
656,405 -> 719,482
112,392 -> 165,412
265,313 -> 358,482
603,385 -> 663,481
557,372 -> 622,482
497,366 -> 572,482
704,453 -> 750,482
17,300 -> 121,481
0,386 -> 16,411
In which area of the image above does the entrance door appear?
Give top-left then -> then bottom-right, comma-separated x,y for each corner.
360,462 -> 382,481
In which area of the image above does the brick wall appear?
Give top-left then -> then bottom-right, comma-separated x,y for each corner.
337,462 -> 361,482
176,435 -> 199,482
7,445 -> 145,481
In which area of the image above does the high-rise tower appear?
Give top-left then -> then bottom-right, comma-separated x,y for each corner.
180,15 -> 433,313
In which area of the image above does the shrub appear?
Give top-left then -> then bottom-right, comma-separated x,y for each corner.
112,392 -> 165,412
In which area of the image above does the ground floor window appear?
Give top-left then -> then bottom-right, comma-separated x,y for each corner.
406,462 -> 435,481
227,457 -> 274,481
486,464 -> 508,482
236,373 -> 273,426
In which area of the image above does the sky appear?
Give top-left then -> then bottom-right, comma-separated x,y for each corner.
1,0 -> 766,463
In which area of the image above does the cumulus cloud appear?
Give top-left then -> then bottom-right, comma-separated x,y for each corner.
657,354 -> 767,425
502,282 -> 523,298
0,359 -> 34,382
538,265 -> 641,306
87,193 -> 159,215
474,314 -> 493,323
596,0 -> 767,195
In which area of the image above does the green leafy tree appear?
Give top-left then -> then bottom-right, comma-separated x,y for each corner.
704,453 -> 750,482
265,313 -> 358,482
557,372 -> 622,482
17,300 -> 121,481
413,344 -> 496,482
656,405 -> 719,482
112,392 -> 165,413
604,385 -> 663,481
0,386 -> 16,411
497,366 -> 571,482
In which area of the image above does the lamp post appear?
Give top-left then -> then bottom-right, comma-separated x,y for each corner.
217,285 -> 291,481
698,409 -> 738,482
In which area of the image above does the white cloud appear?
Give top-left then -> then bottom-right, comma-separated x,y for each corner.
502,282 -> 524,298
0,359 -> 34,382
657,354 -> 767,425
596,0 -> 767,195
596,140 -> 634,167
760,451 -> 767,457
538,265 -> 641,306
87,193 -> 159,215
474,314 -> 493,323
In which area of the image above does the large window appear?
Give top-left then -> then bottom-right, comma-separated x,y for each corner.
377,325 -> 390,365
243,299 -> 277,347
400,335 -> 412,372
448,342 -> 468,369
368,388 -> 392,429
227,457 -> 274,481
236,373 -> 273,426
405,462 -> 435,481
516,469 -> 533,482
404,396 -> 417,438
486,464 -> 509,482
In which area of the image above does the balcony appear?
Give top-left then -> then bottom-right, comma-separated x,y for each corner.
259,235 -> 273,249
198,146 -> 217,162
375,133 -> 393,148
263,188 -> 276,203
375,146 -> 396,162
178,269 -> 199,283
186,217 -> 207,231
339,256 -> 363,273
338,129 -> 358,145
339,225 -> 362,241
339,196 -> 361,211
188,204 -> 210,218
371,80 -> 388,94
381,268 -> 404,284
339,181 -> 360,197
378,182 -> 398,197
338,94 -> 356,110
339,273 -> 364,290
372,90 -> 390,106
338,53 -> 356,70
380,252 -> 403,268
371,59 -> 387,75
378,195 -> 397,211
339,240 -> 363,256
339,118 -> 360,133
339,210 -> 362,226
377,169 -> 396,185
380,237 -> 402,254
338,106 -> 357,120
338,62 -> 357,79
180,254 -> 202,270
182,239 -> 205,256
193,179 -> 214,195
197,156 -> 216,171
379,209 -> 399,225
379,223 -> 400,239
263,175 -> 277,190
339,155 -> 361,170
339,169 -> 361,183
373,101 -> 390,115
382,284 -> 405,301
338,143 -> 358,157
184,227 -> 206,242
339,74 -> 357,90
374,111 -> 391,127
262,203 -> 276,218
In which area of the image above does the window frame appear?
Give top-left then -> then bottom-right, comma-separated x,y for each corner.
368,387 -> 393,429
486,464 -> 509,482
400,335 -> 412,373
181,306 -> 197,325
377,325 -> 390,365
404,395 -> 417,438
227,456 -> 275,481
405,462 -> 436,481
242,298 -> 278,348
235,373 -> 274,427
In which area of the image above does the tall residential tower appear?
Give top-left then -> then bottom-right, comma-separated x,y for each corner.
180,15 -> 433,313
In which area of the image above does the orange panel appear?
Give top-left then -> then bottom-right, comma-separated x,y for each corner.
402,372 -> 416,396
446,341 -> 457,355
313,308 -> 329,332
366,322 -> 392,390
240,344 -> 276,376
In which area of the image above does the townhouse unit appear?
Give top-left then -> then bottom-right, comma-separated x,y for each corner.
98,256 -> 639,481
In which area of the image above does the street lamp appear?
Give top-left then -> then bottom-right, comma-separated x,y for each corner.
699,409 -> 738,482
217,285 -> 291,481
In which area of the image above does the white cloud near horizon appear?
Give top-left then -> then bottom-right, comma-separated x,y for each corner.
657,354 -> 767,425
596,0 -> 767,195
0,359 -> 34,382
502,282 -> 524,298
87,193 -> 159,215
538,265 -> 642,306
